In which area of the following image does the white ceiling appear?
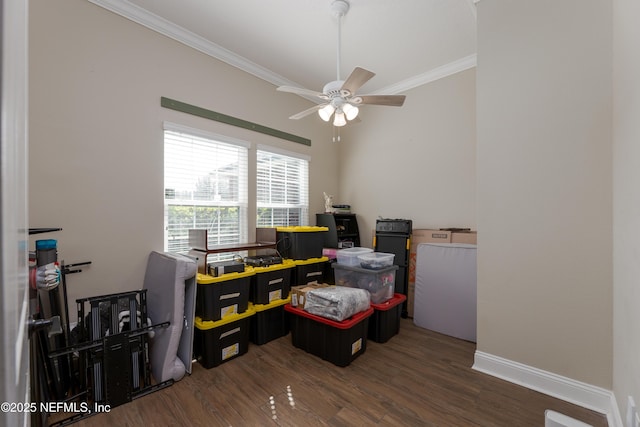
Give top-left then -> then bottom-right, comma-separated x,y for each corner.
90,0 -> 477,98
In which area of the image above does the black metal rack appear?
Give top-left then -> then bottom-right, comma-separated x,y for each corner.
48,290 -> 172,426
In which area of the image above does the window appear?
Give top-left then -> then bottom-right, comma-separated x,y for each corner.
164,125 -> 248,253
256,147 -> 309,227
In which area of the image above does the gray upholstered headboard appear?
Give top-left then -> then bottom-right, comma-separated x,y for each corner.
143,251 -> 197,383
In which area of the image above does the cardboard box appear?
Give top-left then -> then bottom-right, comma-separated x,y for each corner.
407,282 -> 416,318
452,231 -> 477,244
290,283 -> 333,308
411,229 -> 452,245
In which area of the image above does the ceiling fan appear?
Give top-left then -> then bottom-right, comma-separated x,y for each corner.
277,0 -> 406,128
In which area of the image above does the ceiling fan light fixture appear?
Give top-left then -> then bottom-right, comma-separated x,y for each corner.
276,0 -> 406,132
318,104 -> 335,122
333,110 -> 347,127
342,102 -> 359,120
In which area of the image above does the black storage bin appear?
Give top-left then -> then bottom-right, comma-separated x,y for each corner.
284,304 -> 373,367
324,259 -> 336,284
196,270 -> 253,321
249,298 -> 291,345
369,293 -> 407,343
194,308 -> 254,369
293,257 -> 329,285
249,261 -> 294,304
276,226 -> 328,260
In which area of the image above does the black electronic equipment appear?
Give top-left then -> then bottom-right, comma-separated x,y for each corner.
243,255 -> 283,268
207,260 -> 245,277
375,218 -> 413,234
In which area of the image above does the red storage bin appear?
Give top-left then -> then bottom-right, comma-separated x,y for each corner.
284,304 -> 373,367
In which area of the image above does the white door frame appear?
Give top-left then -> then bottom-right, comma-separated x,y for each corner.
0,0 -> 30,425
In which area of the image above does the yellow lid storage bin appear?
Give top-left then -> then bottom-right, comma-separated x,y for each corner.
194,307 -> 255,369
248,260 -> 295,305
276,226 -> 328,260
293,256 -> 330,286
196,270 -> 254,322
249,296 -> 291,345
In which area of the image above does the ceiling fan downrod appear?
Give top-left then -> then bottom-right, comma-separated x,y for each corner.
331,0 -> 350,82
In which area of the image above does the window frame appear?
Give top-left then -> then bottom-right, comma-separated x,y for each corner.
256,144 -> 310,228
163,122 -> 250,253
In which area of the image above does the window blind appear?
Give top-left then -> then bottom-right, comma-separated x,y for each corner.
256,149 -> 309,227
164,129 -> 248,253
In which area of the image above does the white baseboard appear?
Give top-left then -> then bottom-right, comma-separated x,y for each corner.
472,351 -> 623,427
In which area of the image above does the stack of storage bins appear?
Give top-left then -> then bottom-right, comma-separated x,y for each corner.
278,227 -> 375,366
276,226 -> 330,288
248,260 -> 295,345
248,227 -> 333,346
332,248 -> 397,304
332,247 -> 405,343
194,270 -> 255,368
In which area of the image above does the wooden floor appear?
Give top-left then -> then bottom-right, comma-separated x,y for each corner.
64,319 -> 607,427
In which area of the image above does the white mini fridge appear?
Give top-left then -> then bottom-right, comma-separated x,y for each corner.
413,243 -> 477,342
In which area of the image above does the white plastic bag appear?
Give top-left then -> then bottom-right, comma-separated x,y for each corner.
304,286 -> 370,321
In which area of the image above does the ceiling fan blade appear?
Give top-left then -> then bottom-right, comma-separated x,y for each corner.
277,85 -> 328,100
340,67 -> 375,96
354,94 -> 406,107
289,104 -> 324,120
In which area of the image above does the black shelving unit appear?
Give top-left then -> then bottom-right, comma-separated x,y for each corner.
316,213 -> 361,248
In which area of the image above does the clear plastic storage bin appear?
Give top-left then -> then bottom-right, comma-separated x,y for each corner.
332,263 -> 397,304
358,252 -> 395,269
336,247 -> 373,266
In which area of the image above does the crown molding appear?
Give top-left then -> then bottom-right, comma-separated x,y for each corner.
87,0 -> 476,99
374,54 -> 477,95
86,0 -> 299,88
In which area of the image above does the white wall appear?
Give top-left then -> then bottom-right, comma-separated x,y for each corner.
338,68 -> 476,247
28,0 -> 338,317
612,0 -> 640,417
476,0 -> 612,388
